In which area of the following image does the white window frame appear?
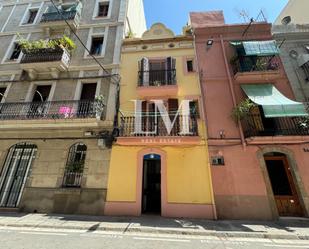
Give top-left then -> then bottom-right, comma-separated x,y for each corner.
1,34 -> 30,65
25,81 -> 57,102
84,27 -> 108,59
19,2 -> 43,26
92,0 -> 112,19
74,71 -> 101,100
0,4 -> 16,32
0,82 -> 12,104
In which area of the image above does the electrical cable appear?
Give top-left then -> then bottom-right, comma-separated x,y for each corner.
49,0 -> 120,85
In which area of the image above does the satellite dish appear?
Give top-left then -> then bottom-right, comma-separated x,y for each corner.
281,16 -> 292,25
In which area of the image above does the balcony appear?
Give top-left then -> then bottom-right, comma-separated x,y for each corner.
119,115 -> 198,137
137,70 -> 178,97
232,55 -> 281,83
62,171 -> 83,188
40,4 -> 81,31
0,100 -> 101,121
242,113 -> 309,138
20,48 -> 70,79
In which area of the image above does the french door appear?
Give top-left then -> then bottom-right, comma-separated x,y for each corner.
265,156 -> 303,217
0,143 -> 37,208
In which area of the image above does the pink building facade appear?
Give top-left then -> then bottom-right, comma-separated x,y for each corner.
191,12 -> 309,220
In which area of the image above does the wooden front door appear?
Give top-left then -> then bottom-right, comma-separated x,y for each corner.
265,156 -> 303,217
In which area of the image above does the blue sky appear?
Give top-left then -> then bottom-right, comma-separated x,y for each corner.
143,0 -> 289,34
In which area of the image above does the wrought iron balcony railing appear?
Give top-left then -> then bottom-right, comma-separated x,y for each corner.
242,113 -> 309,137
138,69 -> 177,87
119,115 -> 198,137
0,100 -> 104,121
62,171 -> 83,188
232,55 -> 280,74
41,10 -> 78,23
20,48 -> 70,65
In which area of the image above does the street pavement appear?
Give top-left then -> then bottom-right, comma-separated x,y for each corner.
0,212 -> 309,240
0,212 -> 309,248
1,226 -> 309,249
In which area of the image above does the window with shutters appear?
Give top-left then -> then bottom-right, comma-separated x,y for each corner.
186,60 -> 194,72
90,37 -> 104,55
190,100 -> 200,119
93,0 -> 110,19
20,7 -> 40,26
26,9 -> 38,24
9,43 -> 22,61
138,57 -> 176,86
98,2 -> 109,17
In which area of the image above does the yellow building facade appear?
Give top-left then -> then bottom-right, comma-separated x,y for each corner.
105,24 -> 216,218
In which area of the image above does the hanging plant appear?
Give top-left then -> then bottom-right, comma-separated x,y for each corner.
94,95 -> 106,120
18,35 -> 76,54
231,98 -> 256,123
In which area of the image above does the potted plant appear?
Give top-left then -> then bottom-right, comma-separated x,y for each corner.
18,35 -> 76,54
231,98 -> 256,123
153,80 -> 161,86
94,95 -> 105,120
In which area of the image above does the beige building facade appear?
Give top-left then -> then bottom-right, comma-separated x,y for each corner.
0,0 -> 146,215
273,0 -> 309,100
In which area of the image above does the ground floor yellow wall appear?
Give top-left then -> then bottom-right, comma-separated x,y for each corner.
106,145 -> 214,204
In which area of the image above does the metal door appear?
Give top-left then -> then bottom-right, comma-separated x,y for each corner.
0,143 -> 37,208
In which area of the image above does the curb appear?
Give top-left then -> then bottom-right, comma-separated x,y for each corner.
1,223 -> 308,240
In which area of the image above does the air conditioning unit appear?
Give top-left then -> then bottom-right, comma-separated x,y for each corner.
211,156 -> 225,166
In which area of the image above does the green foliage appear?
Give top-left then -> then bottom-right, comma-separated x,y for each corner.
66,161 -> 84,173
230,55 -> 239,66
18,35 -> 76,53
126,30 -> 135,38
231,99 -> 256,123
94,95 -> 105,119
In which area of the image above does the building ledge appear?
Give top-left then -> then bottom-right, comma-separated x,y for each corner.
234,71 -> 281,84
0,119 -> 114,131
136,85 -> 178,97
208,138 -> 242,146
116,136 -> 201,146
246,135 -> 309,145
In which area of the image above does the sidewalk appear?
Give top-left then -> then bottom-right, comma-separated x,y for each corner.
0,212 -> 308,240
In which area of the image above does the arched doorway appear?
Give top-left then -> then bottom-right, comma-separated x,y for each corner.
264,152 -> 303,217
141,154 -> 161,214
0,143 -> 37,208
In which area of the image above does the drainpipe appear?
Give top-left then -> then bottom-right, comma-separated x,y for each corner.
193,31 -> 217,220
219,35 -> 246,150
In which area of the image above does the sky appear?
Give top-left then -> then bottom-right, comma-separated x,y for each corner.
143,0 -> 289,34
